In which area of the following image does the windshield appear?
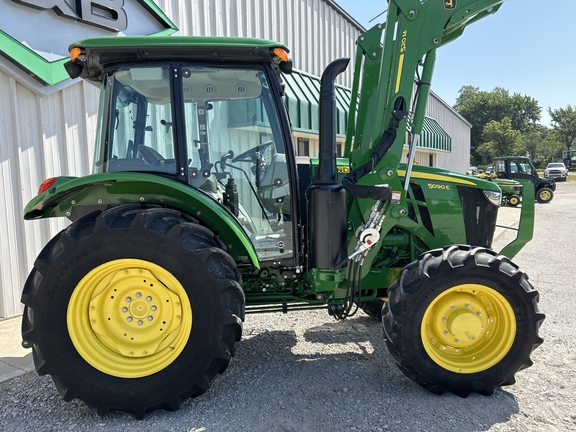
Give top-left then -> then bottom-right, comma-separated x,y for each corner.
93,64 -> 294,263
548,163 -> 564,168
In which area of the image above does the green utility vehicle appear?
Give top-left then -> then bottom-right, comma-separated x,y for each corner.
494,156 -> 555,203
469,171 -> 523,206
21,0 -> 544,419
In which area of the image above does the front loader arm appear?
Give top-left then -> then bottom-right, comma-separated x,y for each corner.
346,0 -> 504,170
343,0 -> 504,252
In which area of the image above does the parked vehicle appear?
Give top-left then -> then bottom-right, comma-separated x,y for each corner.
20,0 -> 543,419
494,156 -> 555,203
544,162 -> 568,181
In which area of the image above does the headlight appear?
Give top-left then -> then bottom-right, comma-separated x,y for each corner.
482,189 -> 501,207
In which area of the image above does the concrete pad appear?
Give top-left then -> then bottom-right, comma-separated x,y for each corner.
0,316 -> 34,383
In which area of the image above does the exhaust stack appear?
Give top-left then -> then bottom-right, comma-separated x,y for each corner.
308,58 -> 350,270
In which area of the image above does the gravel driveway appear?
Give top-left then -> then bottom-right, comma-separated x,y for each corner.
1,182 -> 575,432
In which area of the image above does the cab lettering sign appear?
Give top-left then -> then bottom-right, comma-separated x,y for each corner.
13,0 -> 128,32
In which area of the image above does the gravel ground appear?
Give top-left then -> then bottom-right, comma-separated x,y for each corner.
1,182 -> 575,432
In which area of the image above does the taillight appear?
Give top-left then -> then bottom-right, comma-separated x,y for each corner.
38,177 -> 57,194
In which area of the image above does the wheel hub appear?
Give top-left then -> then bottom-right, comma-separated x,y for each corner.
67,259 -> 192,378
421,284 -> 516,373
89,268 -> 183,357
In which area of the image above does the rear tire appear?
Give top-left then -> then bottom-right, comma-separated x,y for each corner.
21,205 -> 244,418
507,195 -> 520,206
383,245 -> 544,397
536,187 -> 554,203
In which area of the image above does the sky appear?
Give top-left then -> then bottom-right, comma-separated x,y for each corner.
333,0 -> 576,126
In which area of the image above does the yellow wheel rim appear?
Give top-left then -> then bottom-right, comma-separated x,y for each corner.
67,259 -> 192,378
421,284 -> 516,374
539,190 -> 551,201
509,196 -> 519,206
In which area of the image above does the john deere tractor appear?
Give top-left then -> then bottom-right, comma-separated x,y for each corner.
21,0 -> 543,418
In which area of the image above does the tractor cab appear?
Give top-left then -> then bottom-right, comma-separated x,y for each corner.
79,37 -> 299,264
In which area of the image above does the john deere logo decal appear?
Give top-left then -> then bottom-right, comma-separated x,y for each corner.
444,0 -> 457,10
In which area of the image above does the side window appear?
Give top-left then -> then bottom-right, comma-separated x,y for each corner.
103,66 -> 176,174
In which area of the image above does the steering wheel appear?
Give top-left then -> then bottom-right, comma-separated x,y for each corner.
231,141 -> 274,163
137,145 -> 165,164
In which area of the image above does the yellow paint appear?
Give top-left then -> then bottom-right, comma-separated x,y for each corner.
421,284 -> 516,374
395,53 -> 405,93
67,259 -> 192,378
397,169 -> 477,186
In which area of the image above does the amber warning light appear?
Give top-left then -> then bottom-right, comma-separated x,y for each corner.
38,178 -> 56,194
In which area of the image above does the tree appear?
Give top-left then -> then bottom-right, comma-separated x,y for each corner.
539,129 -> 564,164
548,105 -> 576,153
520,129 -> 542,160
455,86 -> 541,164
481,117 -> 522,160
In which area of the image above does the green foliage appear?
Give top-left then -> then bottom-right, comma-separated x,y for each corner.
455,86 -> 541,164
479,117 -> 522,163
548,105 -> 576,152
539,129 -> 564,164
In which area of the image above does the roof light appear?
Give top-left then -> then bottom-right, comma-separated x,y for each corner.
70,47 -> 82,62
273,47 -> 289,62
38,177 -> 57,194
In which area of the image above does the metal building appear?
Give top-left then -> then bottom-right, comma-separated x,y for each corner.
0,0 -> 470,318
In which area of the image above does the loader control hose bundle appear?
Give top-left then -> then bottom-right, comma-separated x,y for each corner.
331,199 -> 391,320
341,127 -> 397,200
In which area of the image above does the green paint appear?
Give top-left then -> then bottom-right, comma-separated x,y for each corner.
24,173 -> 259,267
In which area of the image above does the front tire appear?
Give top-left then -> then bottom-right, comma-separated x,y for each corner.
383,245 -> 544,396
21,205 -> 244,418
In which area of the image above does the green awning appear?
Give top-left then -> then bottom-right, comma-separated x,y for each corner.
420,116 -> 452,152
282,70 -> 452,150
282,69 -> 350,137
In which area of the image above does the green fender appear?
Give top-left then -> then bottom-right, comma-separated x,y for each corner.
24,172 -> 259,268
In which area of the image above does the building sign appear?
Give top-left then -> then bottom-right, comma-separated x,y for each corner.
12,0 -> 128,32
0,0 -> 178,86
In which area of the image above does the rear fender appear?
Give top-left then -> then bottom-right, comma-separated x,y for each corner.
24,173 -> 259,267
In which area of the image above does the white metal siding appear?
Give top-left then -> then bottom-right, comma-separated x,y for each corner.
0,71 -> 99,317
154,0 -> 362,86
426,92 -> 471,173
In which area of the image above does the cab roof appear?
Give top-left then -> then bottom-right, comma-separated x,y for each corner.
68,35 -> 289,82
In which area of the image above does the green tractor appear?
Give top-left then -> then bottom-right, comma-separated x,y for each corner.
493,156 -> 556,203
21,0 -> 544,418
